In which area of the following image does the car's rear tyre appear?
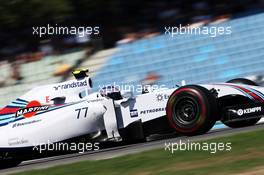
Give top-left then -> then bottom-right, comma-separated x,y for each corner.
166,85 -> 218,136
222,78 -> 261,128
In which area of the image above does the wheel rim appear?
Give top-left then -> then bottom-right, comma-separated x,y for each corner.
173,97 -> 200,126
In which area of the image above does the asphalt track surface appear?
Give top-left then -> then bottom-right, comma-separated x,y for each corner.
1,122 -> 264,175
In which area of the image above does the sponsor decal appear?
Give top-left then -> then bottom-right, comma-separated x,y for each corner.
156,94 -> 169,102
140,107 -> 165,114
12,119 -> 42,128
236,106 -> 262,116
53,80 -> 87,91
15,100 -> 49,118
130,109 -> 138,118
87,99 -> 104,103
8,138 -> 29,146
46,96 -> 50,103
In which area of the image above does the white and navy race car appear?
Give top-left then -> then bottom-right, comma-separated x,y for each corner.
0,69 -> 264,166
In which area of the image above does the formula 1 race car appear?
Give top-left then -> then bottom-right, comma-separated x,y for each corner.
0,69 -> 264,166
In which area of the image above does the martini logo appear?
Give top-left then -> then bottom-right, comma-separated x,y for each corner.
15,100 -> 49,118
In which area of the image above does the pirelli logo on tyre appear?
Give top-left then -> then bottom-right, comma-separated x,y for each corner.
236,106 -> 262,116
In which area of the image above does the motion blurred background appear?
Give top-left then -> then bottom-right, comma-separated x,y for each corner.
0,0 -> 264,106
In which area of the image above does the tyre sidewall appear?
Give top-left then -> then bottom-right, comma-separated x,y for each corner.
166,85 -> 217,135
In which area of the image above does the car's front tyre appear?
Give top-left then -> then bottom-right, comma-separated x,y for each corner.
166,85 -> 218,136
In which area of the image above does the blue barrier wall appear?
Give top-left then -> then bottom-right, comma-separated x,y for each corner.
93,13 -> 264,90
